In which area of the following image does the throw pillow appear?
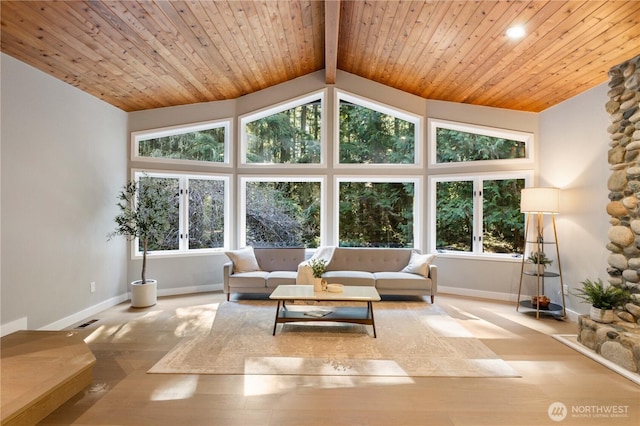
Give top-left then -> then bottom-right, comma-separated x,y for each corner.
225,247 -> 260,273
401,252 -> 436,276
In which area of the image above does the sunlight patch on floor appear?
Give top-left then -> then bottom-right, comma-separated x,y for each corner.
150,375 -> 199,401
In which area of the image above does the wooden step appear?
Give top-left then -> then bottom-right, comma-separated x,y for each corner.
1,330 -> 96,426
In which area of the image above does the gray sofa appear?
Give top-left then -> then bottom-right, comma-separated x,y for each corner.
224,246 -> 437,302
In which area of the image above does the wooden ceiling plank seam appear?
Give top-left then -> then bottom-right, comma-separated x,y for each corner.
376,1 -> 415,85
348,0 -> 377,80
383,1 -> 454,89
68,0 -> 198,106
501,2 -> 640,111
274,0 -> 303,79
416,1 -> 486,94
302,0 -> 323,74
255,0 -> 294,83
367,0 -> 404,84
325,0 -> 340,84
312,0 -> 325,73
215,0 -> 277,92
428,0 -> 535,101
140,0 -> 239,98
476,0 -> 614,108
116,1 -> 227,102
463,0 -> 596,106
0,2 -> 157,111
517,29 -> 640,112
412,1 -> 469,92
210,2 -> 275,91
288,0 -> 310,75
336,0 -> 358,71
151,0 -> 244,99
362,0 -> 391,79
234,1 -> 280,88
196,1 -> 269,93
426,1 -> 526,99
435,0 -> 550,103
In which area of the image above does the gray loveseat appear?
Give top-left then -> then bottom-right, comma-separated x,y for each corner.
224,246 -> 437,302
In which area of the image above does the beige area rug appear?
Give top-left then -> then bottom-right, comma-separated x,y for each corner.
148,300 -> 520,377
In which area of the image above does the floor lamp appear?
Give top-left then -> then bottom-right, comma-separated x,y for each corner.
517,187 -> 566,319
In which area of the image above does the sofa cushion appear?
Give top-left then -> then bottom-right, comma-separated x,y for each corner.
255,248 -> 306,272
266,271 -> 298,288
225,247 -> 260,273
374,272 -> 431,290
401,252 -> 436,276
322,270 -> 375,286
228,271 -> 268,288
326,247 -> 413,272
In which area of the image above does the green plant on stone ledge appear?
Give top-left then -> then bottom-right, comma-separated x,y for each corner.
308,258 -> 327,279
571,278 -> 631,315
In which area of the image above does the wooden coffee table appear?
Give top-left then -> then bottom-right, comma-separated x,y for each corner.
269,285 -> 381,337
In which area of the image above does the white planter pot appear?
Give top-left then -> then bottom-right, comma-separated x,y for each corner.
589,305 -> 615,323
130,279 -> 157,308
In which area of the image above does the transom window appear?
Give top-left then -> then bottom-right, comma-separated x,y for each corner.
240,92 -> 324,166
336,91 -> 421,166
132,120 -> 230,165
429,118 -> 532,167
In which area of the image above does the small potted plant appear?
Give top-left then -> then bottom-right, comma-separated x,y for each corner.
527,251 -> 553,275
571,279 -> 631,323
308,258 -> 327,291
108,176 -> 173,307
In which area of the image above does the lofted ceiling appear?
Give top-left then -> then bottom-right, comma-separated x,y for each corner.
2,1 -> 640,113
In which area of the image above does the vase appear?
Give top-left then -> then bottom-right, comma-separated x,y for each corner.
130,279 -> 157,308
313,277 -> 323,292
589,305 -> 615,323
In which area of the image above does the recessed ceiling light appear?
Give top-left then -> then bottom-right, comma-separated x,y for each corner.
506,26 -> 526,39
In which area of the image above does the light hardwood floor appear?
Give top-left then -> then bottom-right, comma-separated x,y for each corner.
40,292 -> 639,426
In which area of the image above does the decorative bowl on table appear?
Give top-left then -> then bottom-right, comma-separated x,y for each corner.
531,295 -> 550,308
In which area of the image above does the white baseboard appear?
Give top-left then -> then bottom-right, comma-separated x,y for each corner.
36,283 -> 224,332
439,285 -> 581,322
0,317 -> 28,337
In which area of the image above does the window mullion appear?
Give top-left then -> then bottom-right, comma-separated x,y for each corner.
473,179 -> 483,254
180,177 -> 189,251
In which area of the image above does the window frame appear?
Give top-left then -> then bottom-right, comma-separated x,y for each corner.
335,90 -> 423,169
428,118 -> 534,168
239,90 -> 326,168
239,175 -> 326,248
131,170 -> 231,259
131,119 -> 232,167
428,171 -> 533,260
334,175 -> 422,249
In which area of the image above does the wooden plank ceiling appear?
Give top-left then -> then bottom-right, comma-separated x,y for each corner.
2,1 -> 640,113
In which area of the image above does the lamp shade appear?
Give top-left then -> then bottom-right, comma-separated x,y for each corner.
520,187 -> 559,213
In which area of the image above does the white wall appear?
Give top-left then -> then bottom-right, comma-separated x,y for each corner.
1,54 -> 128,334
539,82 -> 611,315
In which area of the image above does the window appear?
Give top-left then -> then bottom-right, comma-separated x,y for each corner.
337,91 -> 421,166
430,172 -> 530,256
134,171 -> 229,256
132,120 -> 230,165
429,118 -> 532,167
336,177 -> 420,248
240,92 -> 324,165
241,177 -> 323,248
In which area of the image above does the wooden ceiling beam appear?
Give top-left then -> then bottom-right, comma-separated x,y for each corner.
325,0 -> 340,84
